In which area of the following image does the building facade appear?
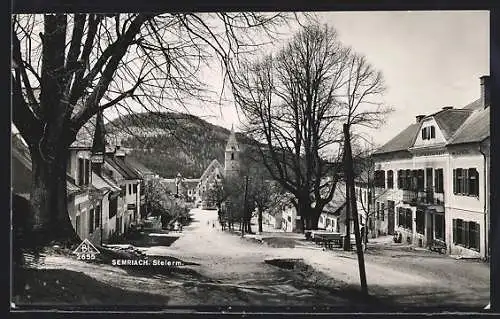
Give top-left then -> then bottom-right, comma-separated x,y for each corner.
372,76 -> 490,258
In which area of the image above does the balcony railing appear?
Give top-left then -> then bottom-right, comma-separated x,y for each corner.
402,187 -> 444,206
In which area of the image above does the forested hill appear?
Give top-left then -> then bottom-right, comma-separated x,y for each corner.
105,112 -> 263,179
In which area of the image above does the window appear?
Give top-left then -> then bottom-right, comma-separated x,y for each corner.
109,197 -> 118,218
376,202 -> 380,220
387,170 -> 394,189
89,208 -> 95,233
78,158 -> 84,185
435,169 -> 444,193
398,207 -> 405,227
95,205 -> 101,229
374,170 -> 386,188
381,203 -> 385,221
397,170 -> 403,189
319,216 -> 323,224
405,209 -> 412,230
453,219 -> 480,251
84,159 -> 90,185
434,214 -> 444,240
133,184 -> 138,194
231,153 -> 234,160
468,168 -> 479,196
453,168 -> 479,196
416,210 -> 425,234
128,184 -> 132,195
325,218 -> 330,227
422,126 -> 436,140
405,169 -> 412,190
416,169 -> 424,191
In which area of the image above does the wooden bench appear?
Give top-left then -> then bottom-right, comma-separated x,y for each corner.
313,232 -> 343,250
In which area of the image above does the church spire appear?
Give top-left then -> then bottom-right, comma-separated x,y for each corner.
226,124 -> 239,152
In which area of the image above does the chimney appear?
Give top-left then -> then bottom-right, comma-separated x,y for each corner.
480,75 -> 490,109
442,106 -> 453,110
415,115 -> 425,123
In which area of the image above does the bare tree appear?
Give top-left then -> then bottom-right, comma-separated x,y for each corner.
234,23 -> 392,233
234,24 -> 349,232
11,13 -> 302,246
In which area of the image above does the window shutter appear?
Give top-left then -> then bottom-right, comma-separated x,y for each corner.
452,219 -> 457,243
463,169 -> 469,195
476,223 -> 481,251
431,126 -> 435,138
422,128 -> 425,140
464,221 -> 470,248
453,169 -> 456,194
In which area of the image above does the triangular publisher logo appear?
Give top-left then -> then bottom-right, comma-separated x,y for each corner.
73,238 -> 100,255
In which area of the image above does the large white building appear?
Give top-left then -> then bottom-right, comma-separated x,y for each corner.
372,76 -> 490,258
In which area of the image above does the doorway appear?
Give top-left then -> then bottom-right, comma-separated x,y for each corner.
387,200 -> 395,235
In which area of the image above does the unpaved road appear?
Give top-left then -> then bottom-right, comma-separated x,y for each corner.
28,208 -> 489,310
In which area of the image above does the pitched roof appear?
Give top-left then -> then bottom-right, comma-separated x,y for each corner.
447,107 -> 490,145
373,123 -> 420,155
462,98 -> 482,110
105,155 -> 141,180
225,126 -> 240,152
125,157 -> 156,177
199,159 -> 223,182
432,109 -> 473,140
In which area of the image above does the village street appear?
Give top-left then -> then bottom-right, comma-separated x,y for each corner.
25,207 -> 489,311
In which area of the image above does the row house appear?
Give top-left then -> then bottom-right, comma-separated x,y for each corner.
125,157 -> 159,219
65,114 -> 144,245
103,147 -> 142,232
371,75 -> 490,258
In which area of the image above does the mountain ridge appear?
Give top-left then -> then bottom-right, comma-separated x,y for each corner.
105,112 -> 262,179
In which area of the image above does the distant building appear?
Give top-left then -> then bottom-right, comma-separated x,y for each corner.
195,126 -> 241,209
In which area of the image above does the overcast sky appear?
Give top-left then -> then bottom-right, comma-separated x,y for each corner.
185,10 -> 489,148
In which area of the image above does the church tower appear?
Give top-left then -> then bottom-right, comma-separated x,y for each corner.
224,125 -> 240,178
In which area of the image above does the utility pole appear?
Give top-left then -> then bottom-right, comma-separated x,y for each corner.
242,175 -> 249,238
344,123 -> 368,296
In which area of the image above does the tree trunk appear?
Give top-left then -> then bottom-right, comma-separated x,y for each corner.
344,123 -> 368,296
295,198 -> 310,233
344,183 -> 351,251
258,208 -> 263,233
310,209 -> 321,230
29,145 -> 79,247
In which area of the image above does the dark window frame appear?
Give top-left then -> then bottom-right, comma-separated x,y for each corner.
387,170 -> 394,189
381,203 -> 385,221
435,168 -> 444,193
416,210 -> 425,234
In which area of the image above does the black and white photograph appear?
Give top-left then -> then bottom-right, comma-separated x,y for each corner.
10,9 -> 491,313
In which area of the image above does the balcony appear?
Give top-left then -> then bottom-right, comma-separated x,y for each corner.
402,187 -> 444,207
